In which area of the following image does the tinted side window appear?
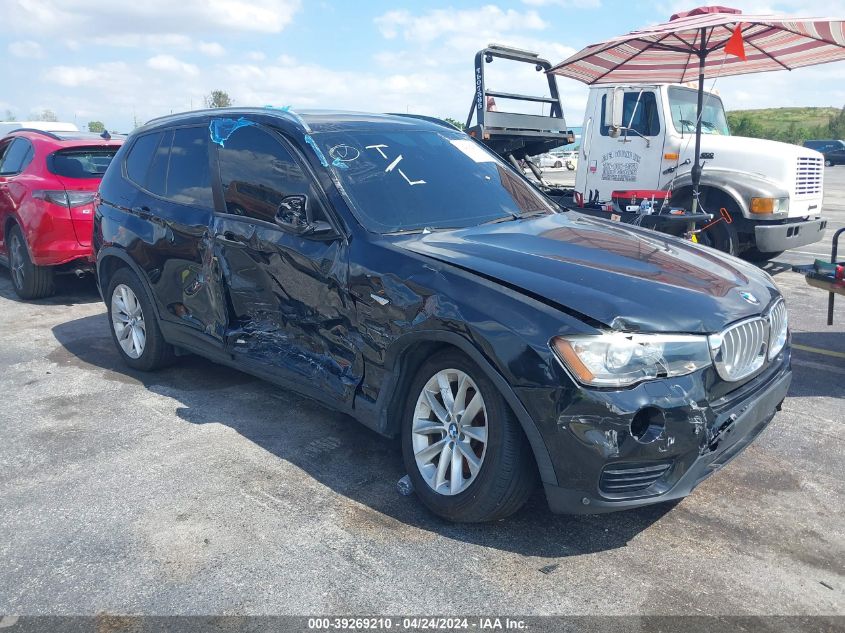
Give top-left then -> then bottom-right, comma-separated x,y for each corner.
145,130 -> 173,197
167,127 -> 212,207
125,132 -> 163,187
0,138 -> 33,175
217,126 -> 314,223
0,140 -> 11,167
601,92 -> 660,137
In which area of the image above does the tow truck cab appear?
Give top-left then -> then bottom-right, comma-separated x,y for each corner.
575,84 -> 828,257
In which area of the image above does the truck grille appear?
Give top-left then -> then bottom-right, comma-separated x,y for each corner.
795,156 -> 823,197
599,462 -> 672,494
711,317 -> 769,381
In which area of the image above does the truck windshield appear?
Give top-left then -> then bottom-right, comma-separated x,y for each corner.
311,128 -> 555,234
668,86 -> 730,136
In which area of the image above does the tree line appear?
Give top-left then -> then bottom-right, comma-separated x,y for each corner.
727,106 -> 845,144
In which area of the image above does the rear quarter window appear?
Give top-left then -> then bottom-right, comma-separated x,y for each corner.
49,147 -> 118,179
123,127 -> 212,207
125,132 -> 164,187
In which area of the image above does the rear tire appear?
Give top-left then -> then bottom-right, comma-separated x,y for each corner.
106,267 -> 175,371
554,160 -> 562,168
7,225 -> 54,300
401,350 -> 536,522
824,159 -> 833,167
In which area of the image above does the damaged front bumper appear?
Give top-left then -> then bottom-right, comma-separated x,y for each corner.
528,351 -> 791,514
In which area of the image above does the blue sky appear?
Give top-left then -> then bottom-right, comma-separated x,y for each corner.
2,0 -> 845,132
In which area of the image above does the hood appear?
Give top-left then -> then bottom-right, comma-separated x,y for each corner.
397,213 -> 779,333
681,134 -> 819,185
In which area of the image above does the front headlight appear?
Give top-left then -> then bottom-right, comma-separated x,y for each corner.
750,197 -> 789,214
551,333 -> 712,388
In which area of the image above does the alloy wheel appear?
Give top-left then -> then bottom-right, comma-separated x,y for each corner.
111,283 -> 146,359
9,233 -> 25,290
411,368 -> 488,496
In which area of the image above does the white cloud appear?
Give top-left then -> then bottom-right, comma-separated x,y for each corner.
247,51 -> 267,61
375,6 -> 547,42
147,55 -> 199,76
522,0 -> 601,6
5,0 -> 302,35
89,33 -> 194,49
8,40 -> 45,59
198,41 -> 226,56
43,65 -> 109,88
651,0 -> 845,18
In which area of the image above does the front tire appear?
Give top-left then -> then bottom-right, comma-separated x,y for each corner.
7,225 -> 54,300
825,159 -> 833,167
107,267 -> 174,371
401,350 -> 536,522
554,160 -> 562,168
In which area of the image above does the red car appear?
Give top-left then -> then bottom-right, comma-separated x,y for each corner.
0,129 -> 123,298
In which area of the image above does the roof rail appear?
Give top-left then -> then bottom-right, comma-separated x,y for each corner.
6,128 -> 63,140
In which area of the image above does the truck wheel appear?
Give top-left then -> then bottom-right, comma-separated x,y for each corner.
676,191 -> 739,256
698,216 -> 739,256
7,225 -> 55,300
554,160 -> 562,168
742,247 -> 784,262
401,350 -> 536,522
824,159 -> 833,167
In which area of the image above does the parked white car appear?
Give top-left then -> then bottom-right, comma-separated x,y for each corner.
557,150 -> 578,170
533,153 -> 566,168
0,121 -> 79,137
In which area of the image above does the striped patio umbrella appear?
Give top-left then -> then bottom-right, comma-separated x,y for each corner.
549,5 -> 845,211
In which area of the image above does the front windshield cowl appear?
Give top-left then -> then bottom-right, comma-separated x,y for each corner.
311,127 -> 556,235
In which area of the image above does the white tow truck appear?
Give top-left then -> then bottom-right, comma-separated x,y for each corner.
464,45 -> 828,259
574,83 -> 828,259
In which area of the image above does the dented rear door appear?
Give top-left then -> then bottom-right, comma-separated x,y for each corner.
210,122 -> 360,405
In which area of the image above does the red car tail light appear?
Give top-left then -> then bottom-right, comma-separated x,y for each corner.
33,190 -> 96,207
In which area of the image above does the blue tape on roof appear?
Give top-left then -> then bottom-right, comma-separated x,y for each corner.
209,117 -> 256,147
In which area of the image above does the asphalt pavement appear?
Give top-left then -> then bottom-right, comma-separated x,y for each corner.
0,169 -> 842,617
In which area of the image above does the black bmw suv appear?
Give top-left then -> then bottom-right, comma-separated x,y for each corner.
93,108 -> 791,522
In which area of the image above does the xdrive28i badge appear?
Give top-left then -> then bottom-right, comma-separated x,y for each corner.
739,291 -> 760,305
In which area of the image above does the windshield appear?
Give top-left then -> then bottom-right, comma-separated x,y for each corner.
311,128 -> 555,234
668,86 -> 730,136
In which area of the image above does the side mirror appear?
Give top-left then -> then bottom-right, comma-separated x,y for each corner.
275,194 -> 309,232
275,194 -> 338,240
608,87 -> 624,138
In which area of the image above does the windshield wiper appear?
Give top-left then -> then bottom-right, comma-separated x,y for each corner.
384,226 -> 459,235
517,209 -> 552,220
480,215 -> 518,226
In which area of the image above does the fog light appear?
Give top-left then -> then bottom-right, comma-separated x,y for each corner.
630,407 -> 665,444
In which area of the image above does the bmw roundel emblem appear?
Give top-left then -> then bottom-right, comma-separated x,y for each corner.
739,291 -> 760,305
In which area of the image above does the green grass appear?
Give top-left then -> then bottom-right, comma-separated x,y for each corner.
727,106 -> 840,134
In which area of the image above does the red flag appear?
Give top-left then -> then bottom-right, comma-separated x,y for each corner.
725,24 -> 746,60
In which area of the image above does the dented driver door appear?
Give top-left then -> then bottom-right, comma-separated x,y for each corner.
210,123 -> 361,407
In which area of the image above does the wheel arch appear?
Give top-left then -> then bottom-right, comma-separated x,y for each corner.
374,331 -> 558,486
96,247 -> 163,320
